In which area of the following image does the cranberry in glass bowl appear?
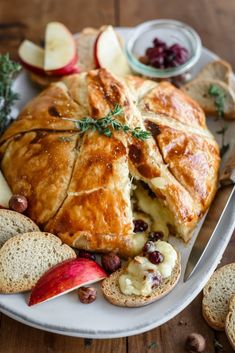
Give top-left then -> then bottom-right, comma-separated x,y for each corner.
126,19 -> 201,81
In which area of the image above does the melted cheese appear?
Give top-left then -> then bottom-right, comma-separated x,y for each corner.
132,211 -> 150,254
134,185 -> 174,239
119,240 -> 177,296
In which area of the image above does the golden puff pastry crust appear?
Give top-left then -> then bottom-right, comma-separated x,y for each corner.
0,69 -> 220,256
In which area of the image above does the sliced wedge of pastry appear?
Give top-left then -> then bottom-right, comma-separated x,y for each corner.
0,69 -> 220,257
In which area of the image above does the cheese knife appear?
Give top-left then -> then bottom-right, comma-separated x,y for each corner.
184,146 -> 235,281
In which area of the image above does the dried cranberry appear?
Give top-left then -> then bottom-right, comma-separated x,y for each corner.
146,47 -> 164,61
169,43 -> 182,52
164,48 -> 176,63
176,47 -> 189,64
151,273 -> 163,288
168,44 -> 189,65
153,37 -> 167,49
133,219 -> 149,233
148,231 -> 163,242
78,250 -> 96,261
148,250 -> 164,264
151,56 -> 165,69
142,37 -> 189,70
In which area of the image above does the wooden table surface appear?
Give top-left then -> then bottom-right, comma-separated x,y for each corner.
0,1 -> 234,352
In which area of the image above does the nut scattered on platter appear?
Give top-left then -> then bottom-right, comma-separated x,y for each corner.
0,22 -> 234,343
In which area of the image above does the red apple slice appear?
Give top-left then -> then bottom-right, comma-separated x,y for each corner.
94,26 -> 131,76
19,40 -> 45,71
19,39 -> 79,76
28,258 -> 107,306
0,171 -> 12,208
46,54 -> 80,76
44,22 -> 77,71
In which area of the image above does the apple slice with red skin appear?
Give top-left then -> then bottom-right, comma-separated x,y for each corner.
94,26 -> 131,76
19,40 -> 44,71
28,258 -> 107,306
44,22 -> 77,71
0,170 -> 12,208
19,40 -> 80,76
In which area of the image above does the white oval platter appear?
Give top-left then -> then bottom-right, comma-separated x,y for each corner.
0,27 -> 235,338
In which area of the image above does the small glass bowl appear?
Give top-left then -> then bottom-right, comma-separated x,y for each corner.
125,19 -> 202,79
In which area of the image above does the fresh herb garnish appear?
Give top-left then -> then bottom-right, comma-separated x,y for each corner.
147,341 -> 158,350
208,84 -> 225,118
209,84 -> 229,157
0,54 -> 21,135
213,338 -> 223,352
57,136 -> 74,142
216,125 -> 230,157
62,105 -> 151,141
220,144 -> 230,157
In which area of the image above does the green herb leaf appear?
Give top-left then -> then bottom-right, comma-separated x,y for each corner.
58,136 -> 74,142
0,54 -> 21,135
132,127 -> 151,140
220,143 -> 230,157
62,105 -> 150,141
208,84 -> 225,118
216,125 -> 228,134
147,341 -> 158,350
216,123 -> 229,157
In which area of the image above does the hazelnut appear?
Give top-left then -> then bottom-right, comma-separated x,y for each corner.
101,252 -> 121,273
185,333 -> 206,353
78,287 -> 97,304
9,195 -> 28,213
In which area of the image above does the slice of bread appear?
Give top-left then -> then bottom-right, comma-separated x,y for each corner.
101,255 -> 181,307
182,79 -> 235,120
29,72 -> 61,88
75,28 -> 99,72
196,60 -> 233,86
225,294 -> 235,350
0,232 -> 76,293
202,263 -> 235,330
0,209 -> 39,248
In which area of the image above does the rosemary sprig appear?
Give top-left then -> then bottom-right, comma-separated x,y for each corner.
208,84 -> 225,118
0,54 -> 21,135
62,105 -> 151,141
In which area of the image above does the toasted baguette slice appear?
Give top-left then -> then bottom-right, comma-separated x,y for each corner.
196,60 -> 233,86
75,27 -> 98,72
202,263 -> 235,330
225,294 -> 235,350
182,79 -> 235,119
0,232 -> 76,293
0,209 -> 39,248
101,255 -> 181,307
29,72 -> 61,88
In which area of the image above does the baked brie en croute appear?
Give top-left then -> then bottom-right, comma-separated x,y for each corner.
0,69 -> 220,257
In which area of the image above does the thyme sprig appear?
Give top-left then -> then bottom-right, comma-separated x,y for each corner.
209,84 -> 230,157
62,105 -> 151,141
0,54 -> 21,135
208,84 -> 225,118
216,125 -> 230,157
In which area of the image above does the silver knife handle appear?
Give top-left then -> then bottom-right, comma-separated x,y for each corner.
220,146 -> 235,185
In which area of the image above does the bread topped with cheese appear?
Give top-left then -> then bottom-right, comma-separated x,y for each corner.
0,69 -> 220,257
